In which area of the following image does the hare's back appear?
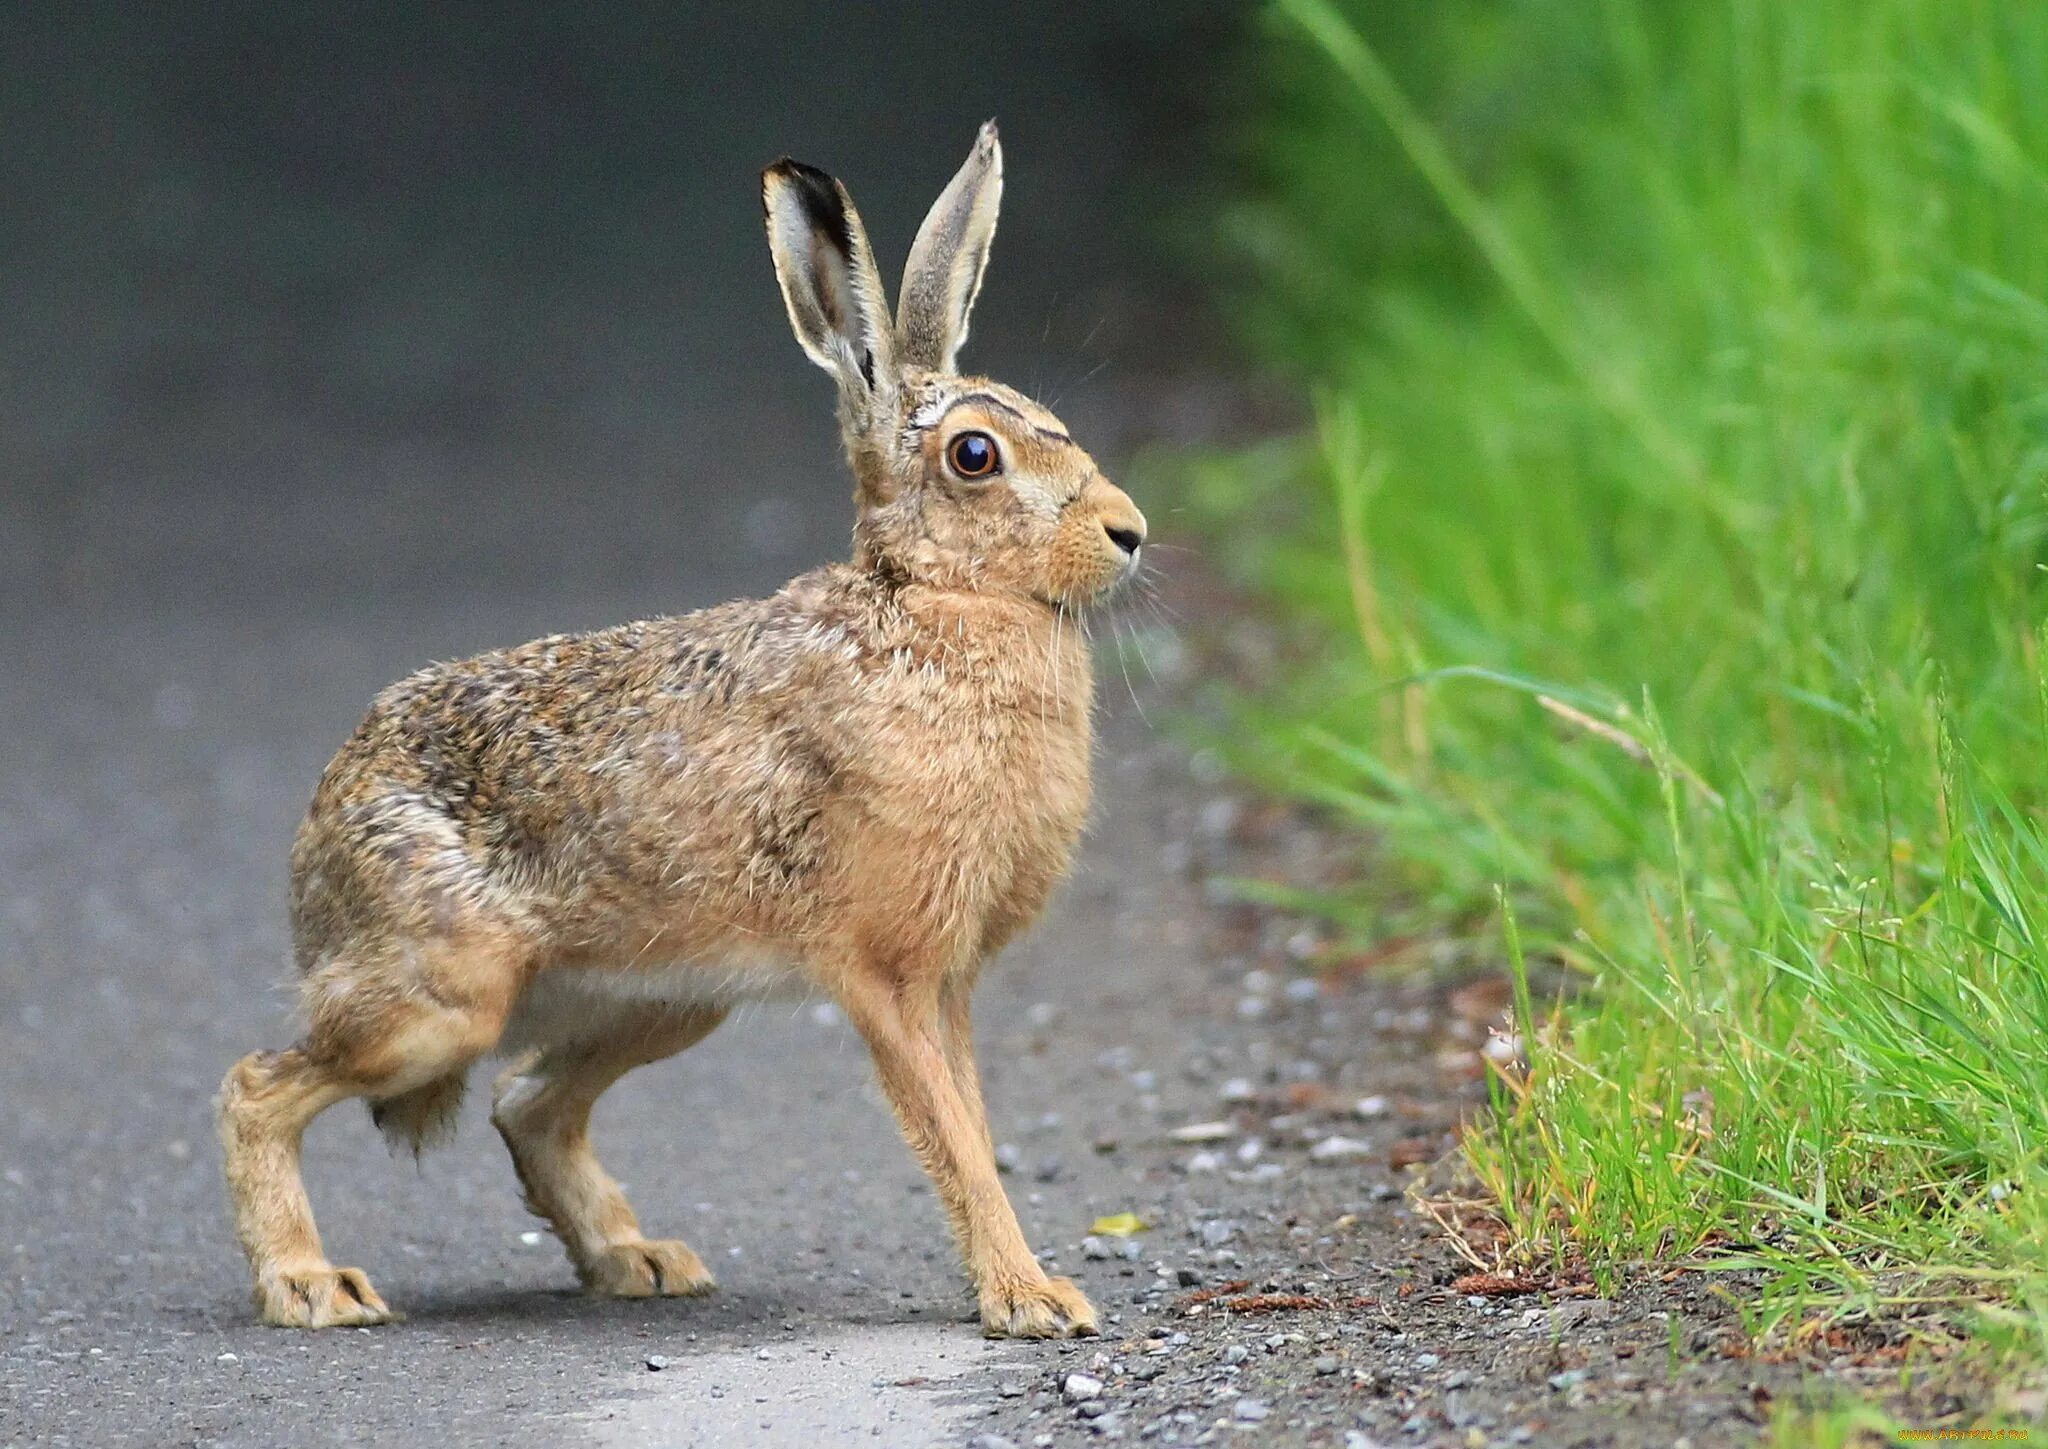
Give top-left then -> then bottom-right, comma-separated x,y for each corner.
288,575 -> 880,964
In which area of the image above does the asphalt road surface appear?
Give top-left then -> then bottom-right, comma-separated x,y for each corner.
1,636 -> 1212,1448
0,7 -> 1241,1445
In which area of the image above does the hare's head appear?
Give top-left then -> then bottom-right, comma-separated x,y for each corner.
763,123 -> 1146,611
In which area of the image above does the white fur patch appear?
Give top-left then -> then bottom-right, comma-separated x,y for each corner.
500,953 -> 809,1054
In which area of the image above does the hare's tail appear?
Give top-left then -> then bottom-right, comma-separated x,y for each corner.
368,1069 -> 469,1157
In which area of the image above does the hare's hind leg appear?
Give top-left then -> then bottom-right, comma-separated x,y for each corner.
217,1047 -> 392,1326
217,942 -> 517,1327
491,1006 -> 725,1298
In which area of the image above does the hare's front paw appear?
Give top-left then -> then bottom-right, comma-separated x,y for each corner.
980,1274 -> 1098,1339
581,1239 -> 717,1298
254,1264 -> 399,1328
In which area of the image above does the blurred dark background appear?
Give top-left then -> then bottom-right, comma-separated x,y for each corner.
1,1 -> 1237,624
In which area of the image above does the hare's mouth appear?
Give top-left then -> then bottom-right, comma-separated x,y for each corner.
1047,564 -> 1141,617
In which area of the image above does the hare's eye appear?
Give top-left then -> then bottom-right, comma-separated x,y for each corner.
947,431 -> 1001,479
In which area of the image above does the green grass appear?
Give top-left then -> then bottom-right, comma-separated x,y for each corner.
1197,0 -> 2048,1360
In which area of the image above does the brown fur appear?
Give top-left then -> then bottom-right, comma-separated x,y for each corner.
217,123 -> 1146,1338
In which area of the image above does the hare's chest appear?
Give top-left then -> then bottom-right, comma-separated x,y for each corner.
913,712 -> 1093,899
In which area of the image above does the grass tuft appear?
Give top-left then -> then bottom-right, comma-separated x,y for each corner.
1201,0 -> 2048,1354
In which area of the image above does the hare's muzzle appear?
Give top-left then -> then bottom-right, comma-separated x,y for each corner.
1053,476 -> 1147,606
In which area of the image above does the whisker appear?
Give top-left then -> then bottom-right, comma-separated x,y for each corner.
1110,614 -> 1150,727
1127,609 -> 1166,689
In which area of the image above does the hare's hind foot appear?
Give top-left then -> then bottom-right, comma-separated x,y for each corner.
253,1263 -> 399,1328
489,1006 -> 728,1301
979,1273 -> 1098,1339
580,1239 -> 717,1298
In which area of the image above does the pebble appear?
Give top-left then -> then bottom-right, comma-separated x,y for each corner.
1284,977 -> 1320,1003
1483,1032 -> 1523,1064
1309,1134 -> 1373,1160
1076,1400 -> 1110,1419
1062,1372 -> 1104,1403
994,1143 -> 1023,1173
997,1380 -> 1028,1398
1354,1095 -> 1391,1119
1082,1236 -> 1112,1261
1218,1077 -> 1256,1103
969,1436 -> 1018,1449
1314,1355 -> 1340,1375
1176,1268 -> 1202,1287
1183,1150 -> 1224,1174
215,1352 -> 238,1365
1233,1398 -> 1270,1422
1167,1121 -> 1234,1143
1549,1369 -> 1590,1392
1221,1344 -> 1249,1366
645,1355 -> 670,1372
1197,1219 -> 1238,1246
1415,1353 -> 1441,1369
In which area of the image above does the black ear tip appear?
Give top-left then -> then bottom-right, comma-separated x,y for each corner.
762,156 -> 854,250
764,156 -> 835,191
763,156 -> 840,201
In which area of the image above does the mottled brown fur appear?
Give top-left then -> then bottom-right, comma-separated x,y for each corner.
217,123 -> 1145,1338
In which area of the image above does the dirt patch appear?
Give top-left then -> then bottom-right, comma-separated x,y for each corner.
962,624 -> 2016,1447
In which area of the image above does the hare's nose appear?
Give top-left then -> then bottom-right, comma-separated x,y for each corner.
1104,524 -> 1144,557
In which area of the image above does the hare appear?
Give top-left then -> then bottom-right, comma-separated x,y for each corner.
216,122 -> 1145,1339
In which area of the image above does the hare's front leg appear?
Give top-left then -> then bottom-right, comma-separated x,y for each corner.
491,1006 -> 725,1298
839,966 -> 1097,1339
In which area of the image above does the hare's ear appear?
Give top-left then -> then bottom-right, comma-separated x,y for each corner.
763,159 -> 898,407
896,121 -> 1003,373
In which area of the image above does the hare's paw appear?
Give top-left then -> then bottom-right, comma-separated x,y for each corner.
254,1265 -> 398,1328
980,1274 -> 1098,1339
582,1239 -> 717,1298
